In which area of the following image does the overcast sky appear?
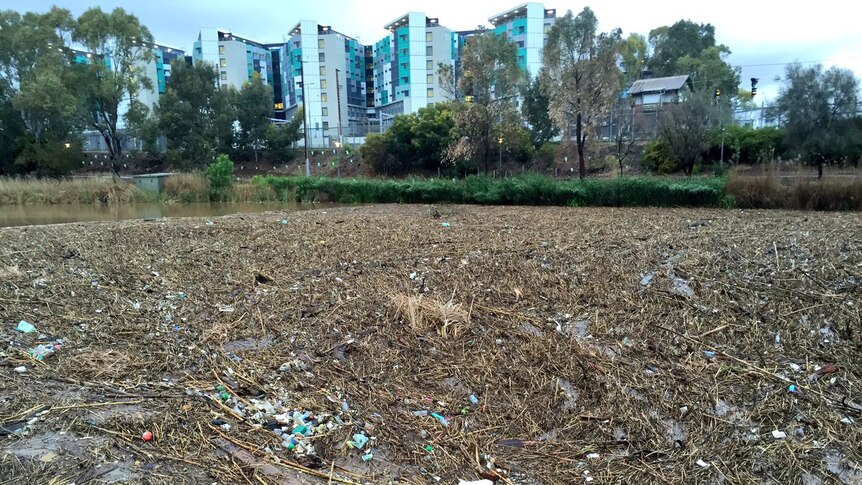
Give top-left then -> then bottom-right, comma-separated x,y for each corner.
3,0 -> 861,101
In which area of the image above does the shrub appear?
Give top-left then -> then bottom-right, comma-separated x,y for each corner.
205,154 -> 234,201
641,139 -> 679,174
163,173 -> 209,202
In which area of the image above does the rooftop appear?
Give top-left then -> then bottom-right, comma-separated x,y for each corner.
383,12 -> 441,31
628,75 -> 691,95
489,3 -> 556,26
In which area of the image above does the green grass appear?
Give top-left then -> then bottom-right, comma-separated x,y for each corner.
255,174 -> 731,208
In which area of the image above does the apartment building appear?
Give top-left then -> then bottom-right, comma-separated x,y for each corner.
281,21 -> 369,146
193,28 -> 274,90
373,12 -> 455,117
488,3 -> 556,77
137,44 -> 186,113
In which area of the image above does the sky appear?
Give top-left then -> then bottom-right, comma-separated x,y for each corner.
3,0 -> 861,102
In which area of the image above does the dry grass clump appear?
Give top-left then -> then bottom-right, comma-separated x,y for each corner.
393,293 -> 470,338
727,169 -> 862,210
163,172 -> 210,202
0,176 -> 151,205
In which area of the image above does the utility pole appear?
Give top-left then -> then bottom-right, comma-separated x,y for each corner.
335,68 -> 344,178
300,63 -> 310,177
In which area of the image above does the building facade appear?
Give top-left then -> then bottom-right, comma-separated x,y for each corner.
373,12 -> 455,117
281,21 -> 370,147
193,28 -> 274,90
137,44 -> 186,113
488,3 -> 556,78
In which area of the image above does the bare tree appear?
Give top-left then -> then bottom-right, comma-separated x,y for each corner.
541,8 -> 621,179
655,91 -> 713,176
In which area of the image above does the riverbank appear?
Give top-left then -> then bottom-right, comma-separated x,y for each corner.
1,206 -> 860,483
2,170 -> 860,210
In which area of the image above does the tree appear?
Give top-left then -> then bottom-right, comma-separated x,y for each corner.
155,60 -> 236,168
540,8 -> 621,179
236,72 -> 273,163
521,76 -> 558,148
266,107 -> 303,162
655,91 -> 714,175
648,20 -> 739,98
0,8 -> 83,175
611,105 -> 636,176
772,63 -> 861,177
440,31 -> 524,173
74,7 -> 155,175
620,33 -> 648,85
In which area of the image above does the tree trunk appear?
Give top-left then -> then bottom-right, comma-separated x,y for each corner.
576,112 -> 585,180
817,158 -> 823,179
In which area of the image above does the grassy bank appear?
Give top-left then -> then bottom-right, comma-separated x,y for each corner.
257,174 -> 731,207
0,177 -> 156,205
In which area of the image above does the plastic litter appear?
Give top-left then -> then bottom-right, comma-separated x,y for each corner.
28,343 -> 61,361
639,272 -> 655,286
14,366 -> 27,374
771,430 -> 787,439
469,394 -> 479,405
361,452 -> 374,462
696,459 -> 710,468
351,433 -> 369,449
430,412 -> 449,426
142,430 -> 153,441
703,350 -> 716,359
16,320 -> 36,333
457,480 -> 493,485
280,219 -> 289,225
440,222 -> 451,227
788,384 -> 798,393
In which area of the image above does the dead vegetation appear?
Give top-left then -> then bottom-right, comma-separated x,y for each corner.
0,205 -> 861,484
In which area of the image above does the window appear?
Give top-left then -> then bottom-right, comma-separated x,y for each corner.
321,93 -> 328,102
403,91 -> 409,96
220,58 -> 227,67
401,49 -> 408,56
401,77 -> 408,84
518,26 -> 525,34
426,74 -> 433,83
220,72 -> 227,81
322,121 -> 329,130
322,107 -> 329,116
400,34 -> 407,42
427,88 -> 434,97
426,45 -> 433,56
426,60 -> 433,70
518,55 -> 525,64
517,41 -> 524,48
219,45 -> 225,55
319,66 -> 326,75
320,79 -> 327,89
401,63 -> 408,70
319,52 -> 325,62
318,38 -> 325,49
426,32 -> 432,42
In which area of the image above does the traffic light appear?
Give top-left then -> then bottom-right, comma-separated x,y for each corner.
750,77 -> 759,97
714,88 -> 721,98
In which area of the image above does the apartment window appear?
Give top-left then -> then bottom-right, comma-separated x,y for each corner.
319,66 -> 326,75
517,41 -> 525,48
318,38 -> 325,49
401,63 -> 408,70
321,93 -> 328,102
320,79 -> 327,89
426,74 -> 433,83
319,52 -> 325,62
401,77 -> 408,84
294,41 -> 300,48
426,60 -> 433,70
220,58 -> 227,67
518,55 -> 525,64
426,45 -> 433,56
220,72 -> 227,81
322,121 -> 330,130
426,32 -> 432,42
427,88 -> 434,97
518,26 -> 525,34
322,107 -> 329,116
403,91 -> 409,96
219,45 -> 225,55
401,49 -> 408,56
400,34 -> 407,42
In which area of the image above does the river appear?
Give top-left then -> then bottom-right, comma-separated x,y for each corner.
0,201 -> 339,228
